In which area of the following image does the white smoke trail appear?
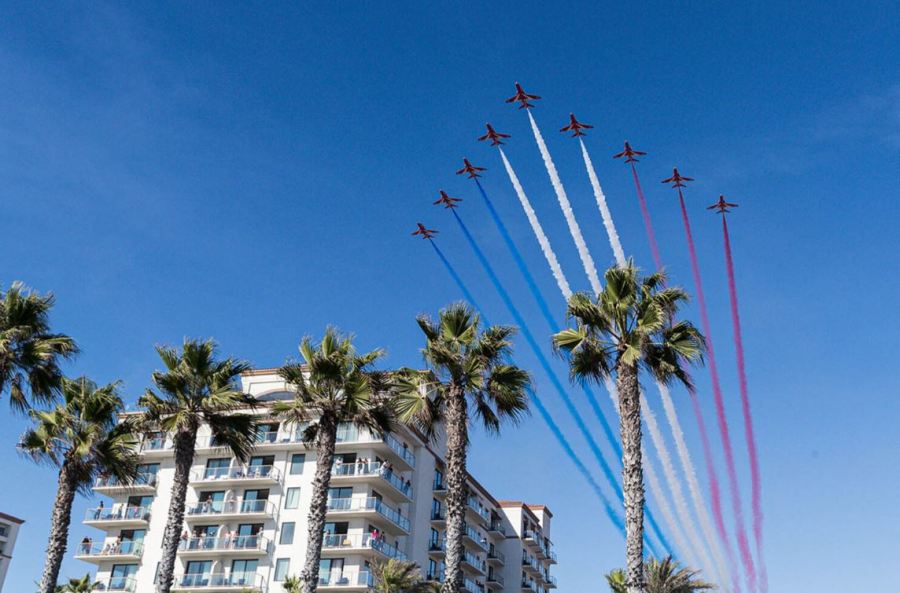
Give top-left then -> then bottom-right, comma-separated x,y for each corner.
527,110 -> 602,295
643,443 -> 700,571
498,147 -> 573,299
579,138 -> 627,267
641,391 -> 720,583
658,383 -> 732,587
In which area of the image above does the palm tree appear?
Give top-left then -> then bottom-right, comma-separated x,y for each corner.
553,263 -> 704,593
19,377 -> 137,593
281,575 -> 301,593
272,328 -> 393,593
606,557 -> 715,593
396,303 -> 530,593
137,339 -> 256,593
57,574 -> 97,593
1,282 -> 78,412
371,559 -> 439,593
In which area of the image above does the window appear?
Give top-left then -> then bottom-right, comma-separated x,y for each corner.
274,558 -> 290,581
280,522 -> 295,545
204,458 -> 230,479
433,468 -> 444,490
284,487 -> 301,509
290,454 -> 306,475
430,528 -> 441,550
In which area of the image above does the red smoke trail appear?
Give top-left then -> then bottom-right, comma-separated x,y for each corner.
630,162 -> 664,272
678,189 -> 757,593
722,215 -> 767,593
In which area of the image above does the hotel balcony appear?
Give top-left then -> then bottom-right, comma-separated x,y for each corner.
321,533 -> 407,561
544,575 -> 558,589
184,499 -> 276,522
331,462 -> 413,501
74,539 -> 143,563
466,497 -> 491,525
96,576 -> 137,592
189,465 -> 281,487
333,425 -> 417,470
521,579 -> 538,593
462,550 -> 487,575
318,569 -> 374,591
461,577 -> 485,593
83,506 -> 150,529
326,497 -> 410,534
488,519 -> 506,536
487,548 -> 505,566
486,573 -> 504,590
137,435 -> 172,458
92,473 -> 158,495
430,507 -> 446,526
171,572 -> 266,592
177,535 -> 270,557
522,555 -> 542,576
463,524 -> 490,552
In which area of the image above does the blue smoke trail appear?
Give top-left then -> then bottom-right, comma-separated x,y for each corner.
429,239 -> 629,537
475,179 -> 623,460
447,211 -> 671,557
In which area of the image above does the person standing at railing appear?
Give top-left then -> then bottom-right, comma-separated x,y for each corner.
94,500 -> 104,520
80,536 -> 92,555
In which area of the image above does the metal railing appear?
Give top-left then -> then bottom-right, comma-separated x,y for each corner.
84,506 -> 150,522
75,540 -> 143,558
462,577 -> 485,593
487,548 -> 505,563
487,573 -> 504,586
94,473 -> 157,489
140,435 -> 169,452
489,520 -> 506,535
178,535 -> 269,553
331,462 -> 413,497
332,425 -> 416,468
318,570 -> 373,587
173,572 -> 265,590
467,497 -> 490,522
463,550 -> 486,571
326,497 -> 410,531
464,524 -> 489,551
322,533 -> 407,560
191,464 -> 281,482
99,576 -> 136,591
184,498 -> 275,517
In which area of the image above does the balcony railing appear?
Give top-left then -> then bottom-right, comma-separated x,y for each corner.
140,435 -> 170,452
75,540 -> 143,558
463,550 -> 487,572
333,425 -> 416,468
185,498 -> 275,518
467,497 -> 490,522
94,473 -> 158,490
318,570 -> 374,587
178,535 -> 269,553
521,580 -> 538,593
190,464 -> 281,483
84,506 -> 150,523
326,497 -> 410,532
488,573 -> 505,586
99,576 -> 136,592
383,433 -> 416,467
331,462 -> 413,498
487,548 -> 505,563
544,575 -> 558,588
462,577 -> 485,593
431,508 -> 446,521
464,524 -> 489,551
489,520 -> 506,535
322,533 -> 407,560
173,571 -> 265,590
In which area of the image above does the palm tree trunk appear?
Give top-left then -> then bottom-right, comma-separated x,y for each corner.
300,419 -> 339,593
441,385 -> 468,593
157,428 -> 198,593
617,361 -> 645,593
37,459 -> 78,593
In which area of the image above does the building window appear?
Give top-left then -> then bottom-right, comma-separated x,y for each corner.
284,487 -> 301,509
433,468 -> 444,490
274,558 -> 290,581
204,458 -> 230,479
290,454 -> 306,475
280,522 -> 295,545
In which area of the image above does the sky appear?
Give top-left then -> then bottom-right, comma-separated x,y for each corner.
1,2 -> 899,592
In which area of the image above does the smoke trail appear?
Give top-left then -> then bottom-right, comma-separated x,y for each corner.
579,138 -> 626,266
449,209 -> 671,556
498,148 -> 572,298
475,178 -> 622,460
629,162 -> 663,271
527,110 -> 603,294
721,215 -> 767,593
428,239 -> 628,535
677,190 -> 756,592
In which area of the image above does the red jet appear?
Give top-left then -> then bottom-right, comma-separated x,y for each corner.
505,82 -> 541,109
613,141 -> 647,163
707,196 -> 739,214
662,168 -> 694,188
456,158 -> 487,179
560,113 -> 593,137
411,223 -> 438,239
433,190 -> 462,209
478,123 -> 511,146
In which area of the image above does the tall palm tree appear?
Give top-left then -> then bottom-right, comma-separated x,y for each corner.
1,282 -> 78,412
19,377 -> 137,593
607,557 -> 715,593
273,328 -> 393,593
396,303 -> 530,593
371,559 -> 439,593
137,339 -> 256,593
57,573 -> 97,593
553,262 -> 704,593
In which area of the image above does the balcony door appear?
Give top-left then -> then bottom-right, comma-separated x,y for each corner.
319,558 -> 344,584
241,489 -> 269,513
205,458 -> 231,479
136,463 -> 159,485
248,455 -> 274,477
184,560 -> 211,586
230,559 -> 259,585
110,564 -> 137,589
119,530 -> 145,555
198,490 -> 225,513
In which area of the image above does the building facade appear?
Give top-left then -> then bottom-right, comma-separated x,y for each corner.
76,369 -> 557,593
0,512 -> 24,592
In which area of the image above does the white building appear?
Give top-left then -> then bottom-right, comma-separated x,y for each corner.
0,512 -> 24,592
76,369 -> 557,593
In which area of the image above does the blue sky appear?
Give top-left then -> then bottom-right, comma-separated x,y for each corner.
2,2 -> 899,591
